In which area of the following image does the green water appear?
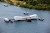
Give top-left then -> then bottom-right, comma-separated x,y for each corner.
0,2 -> 50,33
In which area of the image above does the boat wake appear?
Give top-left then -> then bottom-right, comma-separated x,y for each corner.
0,17 -> 6,19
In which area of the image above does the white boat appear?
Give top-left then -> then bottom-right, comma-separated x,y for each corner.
24,12 -> 29,14
4,4 -> 8,7
14,16 -> 27,21
14,14 -> 38,21
4,18 -> 9,22
26,14 -> 38,20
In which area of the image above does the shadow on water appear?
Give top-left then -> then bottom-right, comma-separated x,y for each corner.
31,19 -> 37,24
14,19 -> 37,24
14,20 -> 25,23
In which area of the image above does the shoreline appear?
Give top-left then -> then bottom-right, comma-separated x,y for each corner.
1,1 -> 50,11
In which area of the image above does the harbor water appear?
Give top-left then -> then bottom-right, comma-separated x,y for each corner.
0,2 -> 50,33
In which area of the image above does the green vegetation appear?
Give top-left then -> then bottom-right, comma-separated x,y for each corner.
1,0 -> 5,2
7,0 -> 14,5
1,0 -> 50,10
33,4 -> 47,10
18,0 -> 50,10
16,2 -> 20,5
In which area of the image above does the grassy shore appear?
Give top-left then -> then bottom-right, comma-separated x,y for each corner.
3,0 -> 26,6
1,0 -> 50,11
